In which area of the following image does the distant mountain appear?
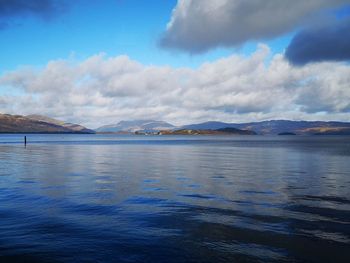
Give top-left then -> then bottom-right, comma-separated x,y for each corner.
26,115 -> 94,133
0,113 -> 94,133
180,120 -> 350,135
181,121 -> 235,130
278,132 -> 297,136
96,120 -> 175,133
160,127 -> 256,135
216,127 -> 257,135
96,119 -> 350,135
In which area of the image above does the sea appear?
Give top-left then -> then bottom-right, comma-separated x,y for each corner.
0,134 -> 349,263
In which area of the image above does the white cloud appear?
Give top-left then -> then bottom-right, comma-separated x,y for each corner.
160,0 -> 350,53
1,45 -> 350,128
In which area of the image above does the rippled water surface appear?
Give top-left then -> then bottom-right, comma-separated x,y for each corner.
0,134 -> 349,262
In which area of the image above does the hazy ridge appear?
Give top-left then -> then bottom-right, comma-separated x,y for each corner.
0,114 -> 94,134
1,113 -> 350,135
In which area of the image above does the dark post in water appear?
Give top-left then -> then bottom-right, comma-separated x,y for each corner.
24,136 -> 27,146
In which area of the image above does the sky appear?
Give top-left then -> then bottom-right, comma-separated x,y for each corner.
0,0 -> 350,128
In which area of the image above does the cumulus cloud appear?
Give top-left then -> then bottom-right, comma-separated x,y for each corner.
160,0 -> 349,53
285,19 -> 350,65
1,45 -> 350,128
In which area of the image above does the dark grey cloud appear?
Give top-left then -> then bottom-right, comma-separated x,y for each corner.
0,0 -> 67,21
160,0 -> 350,53
285,19 -> 350,65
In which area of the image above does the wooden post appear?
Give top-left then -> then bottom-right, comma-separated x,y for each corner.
24,136 -> 27,146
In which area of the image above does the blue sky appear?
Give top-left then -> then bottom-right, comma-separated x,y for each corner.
0,0 -> 292,73
0,0 -> 350,127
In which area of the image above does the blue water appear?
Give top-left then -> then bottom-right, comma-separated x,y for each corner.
0,134 -> 349,262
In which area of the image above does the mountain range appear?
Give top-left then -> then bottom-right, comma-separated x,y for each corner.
96,120 -> 175,133
0,114 -> 94,133
179,120 -> 350,135
159,127 -> 256,135
96,119 -> 350,135
1,113 -> 350,135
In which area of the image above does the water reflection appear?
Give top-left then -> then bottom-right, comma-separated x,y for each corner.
0,135 -> 349,262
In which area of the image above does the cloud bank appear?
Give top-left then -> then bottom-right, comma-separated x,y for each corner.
1,45 -> 350,128
286,19 -> 350,65
160,0 -> 349,53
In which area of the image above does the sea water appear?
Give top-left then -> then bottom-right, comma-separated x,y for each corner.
0,134 -> 349,262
